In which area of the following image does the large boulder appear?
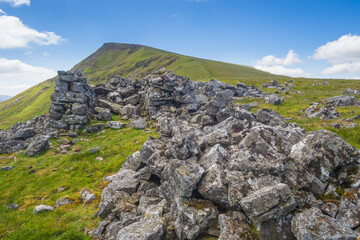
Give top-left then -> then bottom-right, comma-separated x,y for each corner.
24,135 -> 50,156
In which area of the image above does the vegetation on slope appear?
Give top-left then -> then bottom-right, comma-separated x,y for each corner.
0,116 -> 159,239
0,43 -> 279,129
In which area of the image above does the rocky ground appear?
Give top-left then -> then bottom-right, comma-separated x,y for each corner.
1,69 -> 360,240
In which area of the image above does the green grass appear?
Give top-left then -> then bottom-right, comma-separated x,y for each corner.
0,116 -> 159,239
233,78 -> 360,148
0,43 -> 280,130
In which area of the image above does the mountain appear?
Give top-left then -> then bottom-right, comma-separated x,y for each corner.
0,43 -> 285,129
0,95 -> 12,103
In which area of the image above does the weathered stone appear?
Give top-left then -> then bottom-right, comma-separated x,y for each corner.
256,108 -> 287,127
264,94 -> 284,105
33,205 -> 54,214
131,118 -> 149,129
122,151 -> 142,171
171,197 -> 219,240
54,197 -> 73,207
0,139 -> 25,154
1,166 -> 13,171
24,135 -> 50,156
85,123 -> 105,133
12,128 -> 35,140
219,211 -> 256,240
291,207 -> 357,240
106,121 -> 125,129
325,95 -> 360,106
240,183 -> 296,222
161,159 -> 204,199
80,188 -> 96,204
198,164 -> 229,207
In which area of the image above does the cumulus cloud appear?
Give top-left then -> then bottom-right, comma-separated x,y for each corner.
313,34 -> 360,75
313,34 -> 360,64
0,57 -> 56,95
0,0 -> 30,7
254,50 -> 307,77
256,50 -> 302,67
0,15 -> 63,49
321,62 -> 360,75
255,65 -> 307,77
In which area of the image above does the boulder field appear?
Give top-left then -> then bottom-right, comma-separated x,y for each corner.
1,68 -> 360,239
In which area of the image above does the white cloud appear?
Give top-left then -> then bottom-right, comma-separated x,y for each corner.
0,0 -> 30,7
313,34 -> 360,64
255,65 -> 307,77
0,57 -> 56,95
256,50 -> 302,67
313,34 -> 360,75
321,61 -> 360,75
0,9 -> 6,15
0,15 -> 63,49
254,50 -> 307,77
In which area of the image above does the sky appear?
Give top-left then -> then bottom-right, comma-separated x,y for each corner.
0,0 -> 360,96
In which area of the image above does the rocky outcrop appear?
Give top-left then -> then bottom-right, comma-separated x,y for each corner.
305,103 -> 341,120
50,71 -> 95,131
324,95 -> 360,106
92,69 -> 360,240
343,88 -> 360,96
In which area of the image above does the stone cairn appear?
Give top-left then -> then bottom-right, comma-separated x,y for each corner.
49,71 -> 95,131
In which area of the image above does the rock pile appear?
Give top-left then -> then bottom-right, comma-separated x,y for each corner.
0,115 -> 65,156
305,103 -> 341,120
50,71 -> 95,131
344,88 -> 360,96
324,95 -> 360,107
92,70 -> 360,240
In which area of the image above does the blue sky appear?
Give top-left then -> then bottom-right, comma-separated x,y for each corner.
0,0 -> 360,95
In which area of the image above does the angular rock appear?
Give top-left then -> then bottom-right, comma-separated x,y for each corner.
171,197 -> 219,240
240,183 -> 296,222
85,123 -> 105,133
264,94 -> 284,105
24,135 -> 50,156
80,188 -> 96,204
54,197 -> 73,207
106,121 -> 125,129
291,207 -> 357,240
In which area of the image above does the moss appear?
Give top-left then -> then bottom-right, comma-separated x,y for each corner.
247,219 -> 261,240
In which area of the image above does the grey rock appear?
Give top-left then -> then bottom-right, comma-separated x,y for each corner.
1,166 -> 13,171
336,198 -> 360,229
80,188 -> 96,204
198,164 -> 229,207
256,108 -> 287,127
171,197 -> 219,240
291,207 -> 357,240
33,205 -> 54,214
0,139 -> 26,154
325,95 -> 360,106
87,146 -> 100,153
131,118 -> 149,129
12,128 -> 35,140
106,121 -> 125,129
264,94 -> 284,105
219,211 -> 254,240
6,204 -> 19,210
54,197 -> 73,207
240,183 -> 296,222
24,135 -> 50,156
85,123 -> 105,133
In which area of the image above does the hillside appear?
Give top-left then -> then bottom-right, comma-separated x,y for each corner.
0,43 -> 281,129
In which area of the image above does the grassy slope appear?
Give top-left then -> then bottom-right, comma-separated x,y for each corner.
0,43 -> 360,239
0,43 -> 279,130
0,116 -> 159,239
